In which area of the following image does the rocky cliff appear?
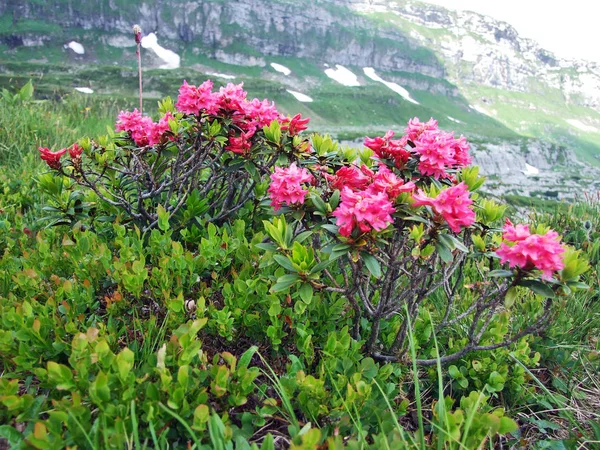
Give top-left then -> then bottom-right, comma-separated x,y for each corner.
3,0 -> 599,111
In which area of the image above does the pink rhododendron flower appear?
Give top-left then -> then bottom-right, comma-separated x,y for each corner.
146,112 -> 174,146
327,165 -> 373,192
413,130 -> 472,179
449,134 -> 471,166
405,117 -> 439,142
368,165 -> 416,199
116,110 -> 172,146
115,109 -> 147,133
226,129 -> 255,155
364,131 -> 411,168
502,218 -> 531,242
412,182 -> 475,233
242,98 -> 283,129
332,187 -> 395,237
217,82 -> 247,113
68,143 -> 83,159
175,80 -> 219,116
282,113 -> 310,136
364,130 -> 394,154
115,109 -> 154,146
496,226 -> 565,279
268,163 -> 314,211
39,147 -> 67,169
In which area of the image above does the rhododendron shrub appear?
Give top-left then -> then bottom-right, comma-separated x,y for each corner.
261,120 -> 589,364
39,80 -> 311,230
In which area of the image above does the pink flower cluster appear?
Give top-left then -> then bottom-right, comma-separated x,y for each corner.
175,80 -> 285,132
174,80 -> 309,155
328,164 -> 415,237
326,164 -> 414,200
268,163 -> 314,211
405,117 -> 439,142
496,219 -> 565,279
281,113 -> 310,136
412,182 -> 475,233
364,118 -> 471,180
364,130 -> 411,168
39,147 -> 67,169
115,109 -> 174,146
333,188 -> 396,237
412,129 -> 471,179
39,143 -> 84,168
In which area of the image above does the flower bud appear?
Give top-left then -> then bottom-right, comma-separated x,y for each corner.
133,25 -> 142,44
185,299 -> 196,313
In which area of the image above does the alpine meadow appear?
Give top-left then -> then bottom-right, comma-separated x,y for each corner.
0,1 -> 599,449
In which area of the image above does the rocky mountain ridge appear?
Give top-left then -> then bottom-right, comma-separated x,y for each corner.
4,0 -> 599,110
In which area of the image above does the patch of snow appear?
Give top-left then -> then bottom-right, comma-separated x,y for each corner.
522,163 -> 540,176
74,87 -> 93,94
363,67 -> 419,104
447,116 -> 462,123
566,119 -> 598,133
286,90 -> 313,102
324,63 -> 330,67
324,65 -> 360,87
270,63 -> 291,76
141,32 -> 180,69
66,41 -> 85,55
207,72 -> 236,80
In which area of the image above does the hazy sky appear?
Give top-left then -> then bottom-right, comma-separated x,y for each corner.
424,0 -> 600,63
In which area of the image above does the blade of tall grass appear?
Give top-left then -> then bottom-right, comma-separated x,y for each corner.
256,351 -> 300,434
404,304 -> 425,449
510,354 -> 588,439
323,363 -> 366,445
158,402 -> 200,449
67,408 -> 94,449
372,379 -> 416,447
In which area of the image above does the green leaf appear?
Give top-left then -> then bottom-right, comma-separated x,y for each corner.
567,281 -> 589,290
18,80 -> 34,101
438,233 -> 456,250
518,279 -> 555,298
361,253 -> 381,278
0,425 -> 22,445
436,241 -> 453,264
255,243 -> 278,252
271,274 -> 300,292
298,283 -> 313,304
294,231 -> 313,244
115,348 -> 134,382
273,255 -> 298,272
448,365 -> 461,379
238,346 -> 258,370
403,215 -> 430,224
446,234 -> 468,252
488,270 -> 514,278
157,204 -> 170,232
321,224 -> 339,234
310,256 -> 337,274
329,189 -> 341,209
47,362 -> 75,390
504,287 -> 518,308
311,194 -> 327,214
90,371 -> 111,403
